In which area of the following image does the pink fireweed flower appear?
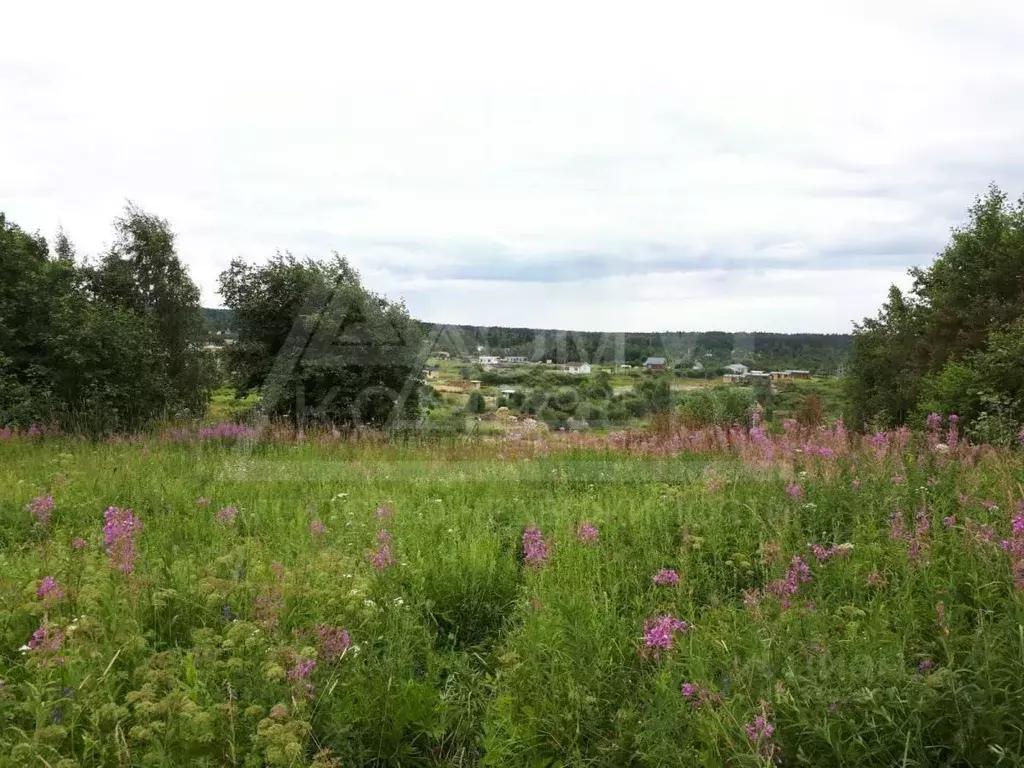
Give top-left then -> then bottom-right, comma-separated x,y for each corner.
745,715 -> 775,742
376,504 -> 394,521
196,497 -> 212,506
982,500 -> 999,512
889,510 -> 907,541
103,507 -> 142,574
958,493 -> 969,505
71,537 -> 87,551
785,482 -> 803,500
948,414 -> 959,424
287,655 -> 317,700
522,526 -> 550,568
367,544 -> 395,572
652,568 -> 680,586
943,516 -> 957,528
216,506 -> 238,525
926,412 -> 942,430
808,542 -> 853,563
25,622 -> 65,666
36,576 -> 64,603
376,528 -> 392,544
27,495 -> 54,527
918,659 -> 934,673
642,614 -> 692,655
576,521 -> 599,544
851,479 -> 861,491
310,519 -> 327,537
316,626 -> 351,663
742,589 -> 761,609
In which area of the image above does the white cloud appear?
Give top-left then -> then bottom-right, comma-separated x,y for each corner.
2,0 -> 1023,332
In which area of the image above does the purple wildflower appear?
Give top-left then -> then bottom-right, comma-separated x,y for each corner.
216,506 -> 238,525
103,507 -> 143,574
851,479 -> 861,491
36,576 -> 64,603
576,521 -> 599,544
866,569 -> 886,588
642,614 -> 692,656
785,482 -> 803,500
982,500 -> 999,511
197,497 -> 212,506
310,519 -> 327,537
948,414 -> 959,424
317,626 -> 351,663
918,659 -> 934,673
287,656 -> 317,700
26,623 -> 65,666
652,568 -> 680,586
943,516 -> 957,528
376,528 -> 392,544
71,537 -> 87,551
367,545 -> 395,572
926,412 -> 942,430
376,504 -> 394,521
745,715 -> 775,742
27,496 -> 54,527
522,526 -> 549,568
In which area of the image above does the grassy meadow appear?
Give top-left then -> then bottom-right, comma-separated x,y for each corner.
3,422 -> 1024,766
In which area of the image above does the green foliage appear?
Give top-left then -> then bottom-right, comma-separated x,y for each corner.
219,253 -> 422,428
848,185 -> 1024,431
3,433 -> 1024,765
0,208 -> 208,433
466,391 -> 486,414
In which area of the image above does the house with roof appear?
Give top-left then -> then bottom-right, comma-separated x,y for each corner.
564,362 -> 592,375
725,363 -> 749,376
643,357 -> 666,371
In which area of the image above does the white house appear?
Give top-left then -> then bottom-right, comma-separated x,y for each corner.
564,362 -> 592,375
725,363 -> 749,375
501,356 -> 527,364
479,355 -> 500,365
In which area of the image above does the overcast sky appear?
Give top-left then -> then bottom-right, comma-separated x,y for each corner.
3,1 -> 1024,333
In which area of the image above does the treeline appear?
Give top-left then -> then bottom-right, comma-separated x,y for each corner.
1,210 -> 421,433
847,185 -> 1024,442
421,325 -> 850,374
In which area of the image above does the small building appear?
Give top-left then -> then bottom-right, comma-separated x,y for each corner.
499,387 -> 517,396
423,366 -> 440,380
468,379 -> 482,390
501,356 -> 527,364
724,363 -> 749,375
564,362 -> 592,375
435,351 -> 451,360
747,370 -> 771,382
644,357 -> 667,371
479,355 -> 500,366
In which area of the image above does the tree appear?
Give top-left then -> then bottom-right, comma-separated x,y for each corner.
847,185 -> 1024,430
219,252 -> 423,428
87,203 -> 209,417
466,391 -> 486,414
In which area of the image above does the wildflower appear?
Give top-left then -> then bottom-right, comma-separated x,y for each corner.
376,529 -> 392,544
851,479 -> 861,491
891,474 -> 906,485
71,537 -> 87,551
197,497 -> 212,505
216,506 -> 238,525
287,656 -> 316,681
269,704 -> 288,719
742,589 -> 761,609
26,622 -> 65,666
36,576 -> 64,603
948,414 -> 959,424
652,568 -> 680,586
958,493 -> 969,505
785,482 -> 803,500
366,545 -> 395,572
316,626 -> 351,663
889,510 -> 907,541
642,614 -> 692,656
982,500 -> 999,512
310,519 -> 327,537
576,521 -> 599,544
943,515 -> 956,528
27,496 -> 54,527
376,504 -> 394,521
522,526 -> 549,568
918,659 -> 934,673
745,715 -> 775,742
103,507 -> 143,574
926,413 -> 942,430
758,540 -> 782,566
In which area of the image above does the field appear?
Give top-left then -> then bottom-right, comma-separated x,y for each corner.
3,422 -> 1024,766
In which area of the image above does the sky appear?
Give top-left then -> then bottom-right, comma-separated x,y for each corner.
3,1 -> 1024,334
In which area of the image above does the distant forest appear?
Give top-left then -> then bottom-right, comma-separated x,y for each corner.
202,308 -> 850,374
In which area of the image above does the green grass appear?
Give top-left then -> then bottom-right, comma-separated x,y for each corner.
2,431 -> 1024,766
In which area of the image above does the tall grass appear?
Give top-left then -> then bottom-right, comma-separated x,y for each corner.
2,424 -> 1023,766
